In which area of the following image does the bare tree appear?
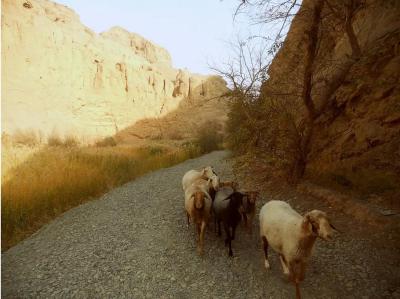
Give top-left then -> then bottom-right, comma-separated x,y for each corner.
214,0 -> 369,182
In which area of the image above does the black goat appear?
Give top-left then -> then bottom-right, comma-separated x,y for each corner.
213,190 -> 245,257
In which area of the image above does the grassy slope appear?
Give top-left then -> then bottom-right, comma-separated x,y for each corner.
1,144 -> 202,251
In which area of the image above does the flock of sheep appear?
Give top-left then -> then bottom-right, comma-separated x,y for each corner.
182,166 -> 338,299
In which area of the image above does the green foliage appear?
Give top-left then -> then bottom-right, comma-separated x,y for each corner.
225,89 -> 306,181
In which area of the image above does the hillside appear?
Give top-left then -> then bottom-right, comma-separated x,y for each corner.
237,0 -> 400,200
264,1 -> 400,187
2,0 -> 228,140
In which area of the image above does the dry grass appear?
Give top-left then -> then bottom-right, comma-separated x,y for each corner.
2,144 -> 41,181
95,136 -> 117,147
47,133 -> 79,147
308,167 -> 400,196
1,144 -> 201,251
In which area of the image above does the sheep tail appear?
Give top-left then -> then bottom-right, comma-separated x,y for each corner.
194,193 -> 205,210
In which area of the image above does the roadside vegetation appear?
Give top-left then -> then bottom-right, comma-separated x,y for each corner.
2,129 -> 222,251
214,1 -> 400,199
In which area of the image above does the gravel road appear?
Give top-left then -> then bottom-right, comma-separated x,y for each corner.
2,150 -> 400,298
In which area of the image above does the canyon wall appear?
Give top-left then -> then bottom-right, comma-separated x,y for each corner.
261,0 -> 400,189
2,0 -> 227,140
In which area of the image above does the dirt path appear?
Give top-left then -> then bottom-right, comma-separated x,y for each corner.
2,151 -> 399,298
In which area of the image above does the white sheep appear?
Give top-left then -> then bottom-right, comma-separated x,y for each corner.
259,200 -> 336,299
182,166 -> 219,191
184,178 -> 213,255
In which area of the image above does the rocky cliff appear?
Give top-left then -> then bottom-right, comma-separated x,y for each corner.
261,0 -> 400,192
2,0 -> 227,140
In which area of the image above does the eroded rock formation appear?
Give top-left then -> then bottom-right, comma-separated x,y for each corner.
2,0 -> 227,139
261,0 -> 400,187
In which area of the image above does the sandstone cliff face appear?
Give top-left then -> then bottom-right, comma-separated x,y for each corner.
115,75 -> 228,145
261,0 -> 400,190
2,0 -> 227,139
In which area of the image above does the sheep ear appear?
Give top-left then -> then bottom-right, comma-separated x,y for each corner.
223,193 -> 234,201
304,214 -> 318,235
330,223 -> 341,233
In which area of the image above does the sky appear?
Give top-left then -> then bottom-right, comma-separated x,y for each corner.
56,0 -> 258,75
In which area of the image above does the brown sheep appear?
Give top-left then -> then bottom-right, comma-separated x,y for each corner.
184,178 -> 212,255
241,191 -> 259,234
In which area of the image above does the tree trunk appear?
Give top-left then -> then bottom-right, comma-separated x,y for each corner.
345,0 -> 362,58
292,0 -> 324,182
291,121 -> 314,183
301,0 -> 324,121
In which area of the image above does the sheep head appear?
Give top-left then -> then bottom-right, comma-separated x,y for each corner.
303,210 -> 335,241
227,192 -> 245,214
220,181 -> 239,190
208,174 -> 220,191
202,166 -> 216,178
245,191 -> 259,204
242,191 -> 259,213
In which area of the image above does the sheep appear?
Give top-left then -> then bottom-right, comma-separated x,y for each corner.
218,181 -> 239,191
182,166 -> 219,192
213,187 -> 246,257
259,200 -> 336,299
184,178 -> 212,255
205,174 -> 220,202
241,191 -> 259,234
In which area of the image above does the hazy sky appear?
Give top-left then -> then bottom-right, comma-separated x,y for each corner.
56,0 -> 256,75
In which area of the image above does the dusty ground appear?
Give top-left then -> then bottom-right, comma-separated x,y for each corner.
2,151 -> 400,298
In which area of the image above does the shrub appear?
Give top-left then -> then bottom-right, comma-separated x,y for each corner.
225,90 -> 307,182
167,130 -> 184,140
95,136 -> 117,147
196,122 -> 224,154
147,146 -> 165,155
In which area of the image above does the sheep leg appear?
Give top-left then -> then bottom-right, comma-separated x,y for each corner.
248,213 -> 254,235
196,222 -> 201,237
231,224 -> 236,241
196,222 -> 201,254
223,223 -> 233,257
198,221 -> 206,256
295,282 -> 302,299
243,213 -> 248,228
217,220 -> 222,237
186,212 -> 190,228
280,255 -> 290,276
262,236 -> 270,269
